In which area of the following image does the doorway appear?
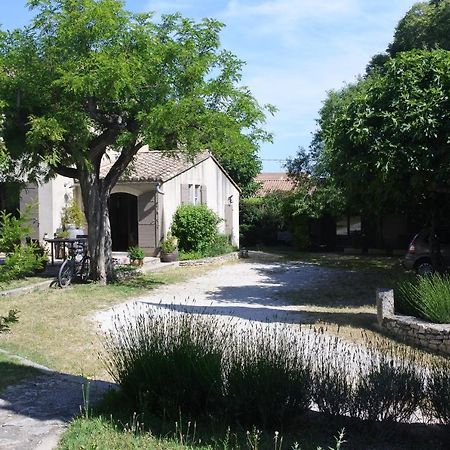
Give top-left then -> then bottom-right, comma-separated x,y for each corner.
109,193 -> 138,251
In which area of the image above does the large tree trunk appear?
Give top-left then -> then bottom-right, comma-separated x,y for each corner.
79,170 -> 114,284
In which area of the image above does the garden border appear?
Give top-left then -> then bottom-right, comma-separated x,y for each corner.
178,251 -> 239,267
376,288 -> 450,355
0,280 -> 52,298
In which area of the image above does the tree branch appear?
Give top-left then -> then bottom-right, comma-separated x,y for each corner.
89,128 -> 121,164
86,97 -> 126,128
104,140 -> 143,191
53,164 -> 80,179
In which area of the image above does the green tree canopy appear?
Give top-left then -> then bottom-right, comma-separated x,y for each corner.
0,0 -> 273,282
367,0 -> 450,73
389,0 -> 450,55
318,50 -> 450,220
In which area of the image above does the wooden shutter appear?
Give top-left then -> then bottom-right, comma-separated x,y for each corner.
200,185 -> 207,205
181,184 -> 191,204
225,204 -> 233,236
138,191 -> 157,250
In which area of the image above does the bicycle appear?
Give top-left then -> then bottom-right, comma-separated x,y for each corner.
57,238 -> 90,288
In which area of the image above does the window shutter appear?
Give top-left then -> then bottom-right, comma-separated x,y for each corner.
181,184 -> 190,204
200,185 -> 207,205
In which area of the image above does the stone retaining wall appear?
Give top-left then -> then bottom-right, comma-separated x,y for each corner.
178,251 -> 239,267
376,288 -> 450,355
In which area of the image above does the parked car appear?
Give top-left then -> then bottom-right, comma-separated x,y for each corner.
403,229 -> 450,275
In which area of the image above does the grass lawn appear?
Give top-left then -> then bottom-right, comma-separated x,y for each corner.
0,351 -> 41,392
0,264 -> 221,379
260,246 -> 403,271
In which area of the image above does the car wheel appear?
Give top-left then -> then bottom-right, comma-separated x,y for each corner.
416,261 -> 434,276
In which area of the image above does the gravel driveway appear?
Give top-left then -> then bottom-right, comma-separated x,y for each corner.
96,259 -> 336,329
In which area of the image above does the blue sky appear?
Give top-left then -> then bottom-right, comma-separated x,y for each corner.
1,0 -> 418,171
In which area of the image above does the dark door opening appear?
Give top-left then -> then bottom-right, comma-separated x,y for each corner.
109,193 -> 138,251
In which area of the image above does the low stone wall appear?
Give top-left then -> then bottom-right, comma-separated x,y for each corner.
376,288 -> 450,355
178,251 -> 239,267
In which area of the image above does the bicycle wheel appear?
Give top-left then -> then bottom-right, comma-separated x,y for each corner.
58,259 -> 74,288
80,256 -> 91,282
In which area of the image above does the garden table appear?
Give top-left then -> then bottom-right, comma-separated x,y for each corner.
44,237 -> 88,265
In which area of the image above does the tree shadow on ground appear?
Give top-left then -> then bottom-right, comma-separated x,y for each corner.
0,362 -> 115,448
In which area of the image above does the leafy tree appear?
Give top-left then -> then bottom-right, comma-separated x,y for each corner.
317,50 -> 450,260
367,0 -> 450,73
0,0 -> 273,283
389,0 -> 450,55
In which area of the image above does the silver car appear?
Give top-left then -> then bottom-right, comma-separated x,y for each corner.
403,229 -> 450,275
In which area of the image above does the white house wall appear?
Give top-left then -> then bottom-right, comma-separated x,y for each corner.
20,175 -> 73,241
161,157 -> 240,247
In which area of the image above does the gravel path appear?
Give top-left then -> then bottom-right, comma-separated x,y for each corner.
96,259 -> 335,329
0,354 -> 113,450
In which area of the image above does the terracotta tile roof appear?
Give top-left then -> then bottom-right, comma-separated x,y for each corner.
255,172 -> 294,196
100,147 -> 211,183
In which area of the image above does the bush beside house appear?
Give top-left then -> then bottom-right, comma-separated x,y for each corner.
171,204 -> 234,260
0,207 -> 47,282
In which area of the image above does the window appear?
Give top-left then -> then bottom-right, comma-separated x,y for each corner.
193,185 -> 201,205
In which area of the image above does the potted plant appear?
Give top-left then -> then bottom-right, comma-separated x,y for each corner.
61,198 -> 86,238
128,246 -> 145,266
160,233 -> 178,262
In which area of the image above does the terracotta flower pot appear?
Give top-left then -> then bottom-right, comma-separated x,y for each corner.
130,258 -> 144,267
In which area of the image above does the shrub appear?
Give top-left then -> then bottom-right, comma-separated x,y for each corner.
426,358 -> 450,425
396,274 -> 450,323
61,198 -> 85,229
351,342 -> 425,422
239,193 -> 288,247
160,233 -> 178,253
312,338 -> 354,417
103,308 -> 228,418
127,246 -> 145,261
103,310 -> 446,428
0,208 -> 32,253
171,205 -> 220,252
223,325 -> 312,427
0,243 -> 47,282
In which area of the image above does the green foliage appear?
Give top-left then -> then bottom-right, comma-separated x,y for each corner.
396,274 -> 450,323
0,309 -> 19,334
0,243 -> 47,282
61,198 -> 85,229
317,50 -> 450,215
389,0 -> 450,56
171,205 -> 220,253
0,0 -> 273,281
160,233 -> 178,254
0,208 -> 32,253
239,193 -> 287,247
179,235 -> 234,260
224,326 -> 312,427
127,246 -> 145,261
103,309 -> 226,418
351,343 -> 424,422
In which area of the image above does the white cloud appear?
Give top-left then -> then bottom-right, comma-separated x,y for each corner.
145,1 -> 192,14
222,0 -> 359,41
